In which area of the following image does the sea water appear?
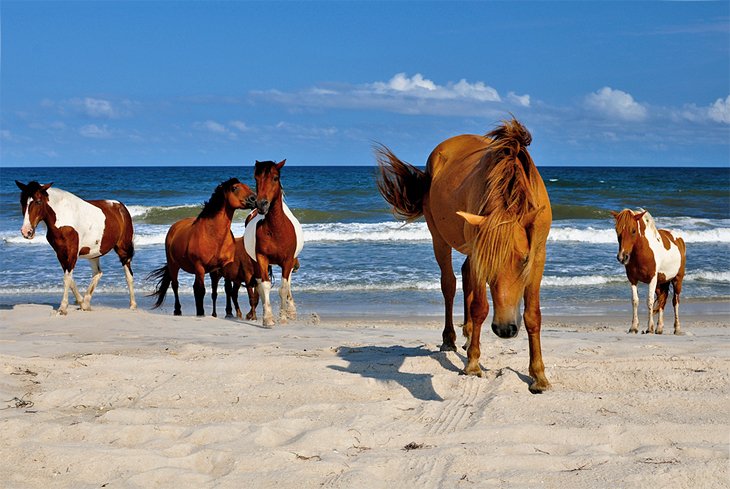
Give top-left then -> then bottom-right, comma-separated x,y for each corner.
1,166 -> 728,319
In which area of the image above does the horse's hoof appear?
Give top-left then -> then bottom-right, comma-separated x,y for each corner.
529,379 -> 552,393
439,343 -> 457,352
174,311 -> 182,316
225,314 -> 234,319
628,328 -> 638,334
461,366 -> 483,377
57,309 -> 68,316
263,317 -> 275,328
129,304 -> 137,311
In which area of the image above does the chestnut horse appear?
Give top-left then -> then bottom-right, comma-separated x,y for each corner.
243,160 -> 304,327
223,236 -> 259,320
149,178 -> 256,317
376,119 -> 552,392
611,209 -> 686,334
15,180 -> 136,315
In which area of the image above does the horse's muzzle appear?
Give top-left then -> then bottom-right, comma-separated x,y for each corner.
256,199 -> 270,215
245,194 -> 257,209
617,252 -> 630,265
492,322 -> 519,339
20,227 -> 34,240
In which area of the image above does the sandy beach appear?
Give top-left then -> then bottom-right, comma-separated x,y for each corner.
0,304 -> 728,488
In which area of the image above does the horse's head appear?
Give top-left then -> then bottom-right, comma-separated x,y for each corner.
253,159 -> 285,215
222,178 -> 257,210
15,180 -> 53,239
611,209 -> 647,265
458,206 -> 544,339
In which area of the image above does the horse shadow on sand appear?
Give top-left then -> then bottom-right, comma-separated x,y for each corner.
328,345 -> 468,402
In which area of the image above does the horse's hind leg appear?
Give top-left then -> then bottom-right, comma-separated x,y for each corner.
279,265 -> 296,323
245,283 -> 258,321
672,276 -> 683,335
461,257 -> 475,350
170,266 -> 182,316
115,243 -> 136,310
432,236 -> 457,351
82,257 -> 103,311
654,282 -> 670,334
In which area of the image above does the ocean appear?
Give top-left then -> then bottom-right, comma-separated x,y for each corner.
1,165 -> 729,319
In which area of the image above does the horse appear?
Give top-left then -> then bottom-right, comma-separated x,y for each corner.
15,180 -> 136,315
376,119 -> 552,392
222,236 -> 259,320
243,159 -> 304,327
148,178 -> 256,317
611,208 -> 686,335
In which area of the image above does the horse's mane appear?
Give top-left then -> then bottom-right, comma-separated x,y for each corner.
197,178 -> 241,221
470,119 -> 539,285
615,208 -> 658,239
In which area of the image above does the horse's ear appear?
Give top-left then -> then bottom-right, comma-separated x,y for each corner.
610,210 -> 619,219
276,159 -> 286,170
41,183 -> 53,192
520,205 -> 545,228
456,211 -> 487,227
634,210 -> 646,221
15,180 -> 27,191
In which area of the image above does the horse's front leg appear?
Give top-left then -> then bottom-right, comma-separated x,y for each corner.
278,263 -> 297,323
432,237 -> 457,351
644,276 -> 658,334
256,256 -> 274,327
82,258 -> 103,311
245,283 -> 258,321
193,268 -> 206,317
524,276 -> 551,393
58,269 -> 77,315
464,281 -> 488,377
629,283 -> 640,333
224,278 -> 238,319
210,271 -> 221,318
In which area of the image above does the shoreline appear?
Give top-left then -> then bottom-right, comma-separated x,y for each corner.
1,303 -> 728,487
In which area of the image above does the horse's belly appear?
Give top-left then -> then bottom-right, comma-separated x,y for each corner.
657,246 -> 682,281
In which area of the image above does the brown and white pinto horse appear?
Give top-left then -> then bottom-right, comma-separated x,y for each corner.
15,180 -> 136,315
149,178 -> 256,317
244,160 -> 304,327
612,209 -> 686,334
376,119 -> 552,392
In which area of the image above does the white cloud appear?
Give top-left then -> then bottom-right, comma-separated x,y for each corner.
69,97 -> 125,119
708,95 -> 730,124
584,87 -> 648,122
507,91 -> 531,108
230,120 -> 250,132
197,120 -> 228,133
79,124 -> 112,138
370,73 -> 502,103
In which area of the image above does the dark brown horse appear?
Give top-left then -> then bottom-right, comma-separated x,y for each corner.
15,180 -> 136,315
376,119 -> 552,392
149,178 -> 256,316
222,236 -> 259,320
612,208 -> 686,334
243,160 -> 303,327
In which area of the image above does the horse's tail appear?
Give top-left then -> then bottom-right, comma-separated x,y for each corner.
375,144 -> 429,222
147,264 -> 171,309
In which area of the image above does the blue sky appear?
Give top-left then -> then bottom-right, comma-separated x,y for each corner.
1,1 -> 728,167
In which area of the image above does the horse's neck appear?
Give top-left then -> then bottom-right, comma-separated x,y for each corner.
196,205 -> 235,235
44,188 -> 88,229
639,213 -> 661,242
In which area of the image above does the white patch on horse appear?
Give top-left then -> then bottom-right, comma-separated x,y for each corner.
641,212 -> 681,281
48,188 -> 107,258
243,201 -> 303,260
282,201 -> 304,258
243,211 -> 266,261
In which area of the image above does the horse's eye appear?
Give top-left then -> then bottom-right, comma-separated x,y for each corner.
274,176 -> 279,182
631,229 -> 636,235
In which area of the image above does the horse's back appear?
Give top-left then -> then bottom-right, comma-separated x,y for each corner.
89,199 -> 135,255
424,134 -> 494,253
48,188 -> 107,257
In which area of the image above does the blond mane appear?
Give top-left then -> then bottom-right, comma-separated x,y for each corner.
470,119 -> 539,285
